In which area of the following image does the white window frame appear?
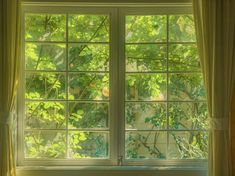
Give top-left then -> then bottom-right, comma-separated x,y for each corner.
18,6 -> 119,166
17,2 -> 208,172
118,7 -> 207,167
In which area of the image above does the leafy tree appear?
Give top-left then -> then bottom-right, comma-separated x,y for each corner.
24,13 -> 208,160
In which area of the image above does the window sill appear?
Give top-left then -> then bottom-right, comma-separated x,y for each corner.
16,166 -> 207,176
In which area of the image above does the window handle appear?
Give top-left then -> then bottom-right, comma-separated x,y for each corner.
118,156 -> 123,166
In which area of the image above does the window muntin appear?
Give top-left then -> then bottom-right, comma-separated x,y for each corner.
124,14 -> 208,161
24,13 -> 111,160
20,6 -> 208,166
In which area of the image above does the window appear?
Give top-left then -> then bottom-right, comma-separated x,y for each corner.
18,4 -> 208,167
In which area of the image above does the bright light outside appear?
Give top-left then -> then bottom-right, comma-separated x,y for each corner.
23,12 -> 208,162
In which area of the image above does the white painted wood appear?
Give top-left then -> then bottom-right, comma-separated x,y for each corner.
18,4 -> 208,176
16,166 -> 207,176
21,0 -> 192,3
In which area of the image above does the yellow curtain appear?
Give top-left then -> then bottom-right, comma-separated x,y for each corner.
232,89 -> 235,175
0,0 -> 21,176
193,0 -> 235,176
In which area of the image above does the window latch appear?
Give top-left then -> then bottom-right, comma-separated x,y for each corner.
118,156 -> 123,166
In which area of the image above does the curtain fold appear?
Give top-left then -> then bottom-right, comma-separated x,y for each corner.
0,0 -> 21,176
193,0 -> 235,176
232,89 -> 235,175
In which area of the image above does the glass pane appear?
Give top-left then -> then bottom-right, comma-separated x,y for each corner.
24,131 -> 66,159
168,73 -> 206,101
169,15 -> 196,42
126,44 -> 167,72
126,15 -> 167,43
125,103 -> 166,130
69,73 -> 109,100
25,73 -> 66,100
125,131 -> 166,159
69,102 -> 109,129
25,102 -> 66,129
25,43 -> 66,71
169,44 -> 200,71
168,131 -> 208,159
68,131 -> 109,158
68,44 -> 109,71
25,14 -> 66,41
169,102 -> 208,130
126,74 -> 167,101
68,15 -> 109,42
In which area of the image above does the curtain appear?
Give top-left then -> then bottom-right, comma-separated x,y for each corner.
193,0 -> 235,176
0,0 -> 21,175
232,90 -> 235,175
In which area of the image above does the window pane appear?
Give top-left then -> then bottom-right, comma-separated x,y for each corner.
68,131 -> 109,158
169,15 -> 196,42
25,73 -> 66,100
69,73 -> 109,100
68,15 -> 109,42
23,11 -> 207,163
68,44 -> 109,71
125,74 -> 167,101
25,102 -> 66,129
24,131 -> 66,159
169,44 -> 200,71
126,16 -> 167,43
125,131 -> 166,159
168,73 -> 206,101
126,44 -> 167,72
169,102 -> 208,130
125,103 -> 166,130
25,14 -> 66,41
168,131 -> 208,159
68,102 -> 109,129
24,12 -> 111,162
25,43 -> 66,71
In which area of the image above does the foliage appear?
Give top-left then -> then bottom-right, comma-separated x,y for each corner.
24,13 -> 208,161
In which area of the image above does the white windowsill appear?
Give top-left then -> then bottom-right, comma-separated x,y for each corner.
16,165 -> 207,170
16,165 -> 208,176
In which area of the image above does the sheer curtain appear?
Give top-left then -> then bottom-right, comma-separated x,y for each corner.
193,0 -> 235,176
0,0 -> 21,176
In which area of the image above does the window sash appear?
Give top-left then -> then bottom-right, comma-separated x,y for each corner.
18,7 -> 119,166
18,4 -> 207,167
